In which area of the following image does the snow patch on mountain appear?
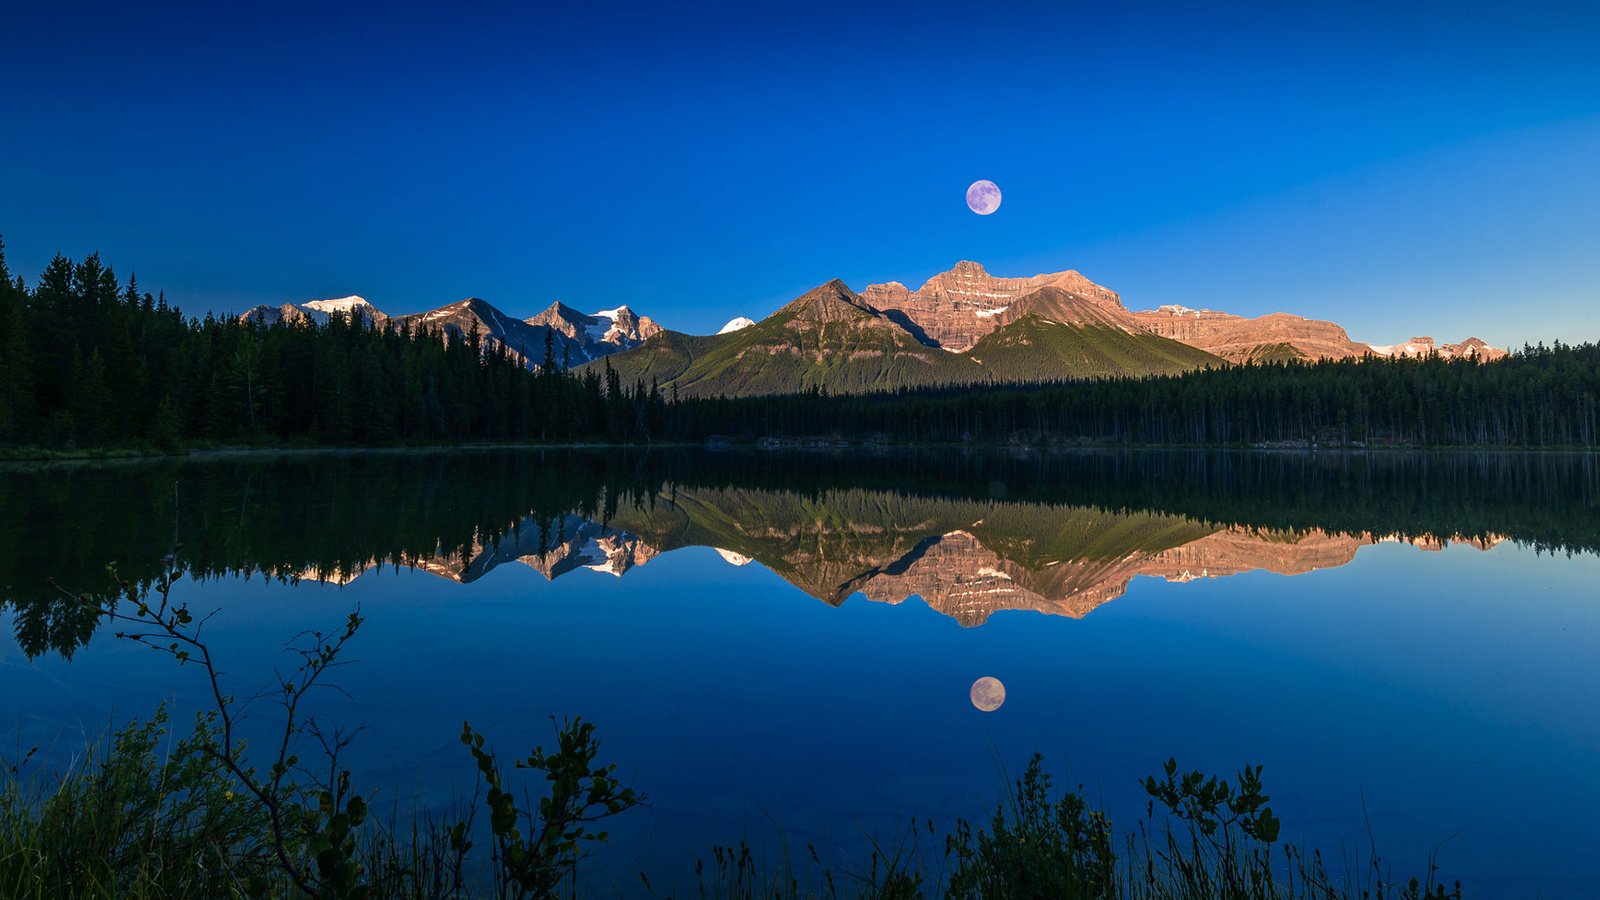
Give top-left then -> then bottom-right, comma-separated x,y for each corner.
303,296 -> 372,314
718,316 -> 756,335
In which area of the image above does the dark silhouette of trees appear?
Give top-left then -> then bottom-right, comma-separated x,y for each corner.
666,345 -> 1600,448
1,236 -> 1595,451
0,241 -> 662,449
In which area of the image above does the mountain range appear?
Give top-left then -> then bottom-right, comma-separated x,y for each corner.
244,295 -> 662,365
239,262 -> 1505,396
295,485 -> 1502,627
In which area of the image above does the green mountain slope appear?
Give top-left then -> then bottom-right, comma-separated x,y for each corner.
968,315 -> 1223,380
589,280 -> 1225,398
1236,342 -> 1307,363
586,280 -> 982,397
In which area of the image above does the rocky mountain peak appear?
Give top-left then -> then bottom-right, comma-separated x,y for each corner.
1371,335 -> 1508,361
778,279 -> 879,323
529,300 -> 585,320
1008,285 -> 1140,329
522,299 -> 661,356
592,305 -> 662,343
302,295 -> 375,314
239,296 -> 388,327
858,262 -> 1128,351
1449,337 -> 1506,360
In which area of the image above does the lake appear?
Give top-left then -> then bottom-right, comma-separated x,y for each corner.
2,449 -> 1597,896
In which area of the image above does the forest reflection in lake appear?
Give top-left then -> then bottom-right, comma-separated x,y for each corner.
2,449 -> 1597,895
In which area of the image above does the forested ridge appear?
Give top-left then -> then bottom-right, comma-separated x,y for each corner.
1,238 -> 1596,451
0,240 -> 666,448
669,344 -> 1600,447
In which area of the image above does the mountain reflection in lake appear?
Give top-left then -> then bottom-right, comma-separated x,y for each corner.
3,449 -> 1598,896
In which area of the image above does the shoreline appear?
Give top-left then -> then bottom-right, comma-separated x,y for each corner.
3,439 -> 1598,466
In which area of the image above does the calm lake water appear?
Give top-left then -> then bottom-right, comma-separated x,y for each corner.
3,449 -> 1598,896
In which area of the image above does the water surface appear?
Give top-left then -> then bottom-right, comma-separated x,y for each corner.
2,450 -> 1597,895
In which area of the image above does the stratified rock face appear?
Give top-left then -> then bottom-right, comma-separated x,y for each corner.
860,261 -> 1132,351
846,526 -> 1365,626
854,530 -> 1125,626
1130,306 -> 1369,362
1132,306 -> 1508,363
845,525 -> 1510,625
1138,529 -> 1370,581
523,302 -> 663,363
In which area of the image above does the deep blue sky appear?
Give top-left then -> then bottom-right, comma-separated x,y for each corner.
3,0 -> 1597,345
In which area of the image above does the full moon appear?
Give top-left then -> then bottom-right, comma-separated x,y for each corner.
966,180 -> 1002,215
969,676 -> 1006,712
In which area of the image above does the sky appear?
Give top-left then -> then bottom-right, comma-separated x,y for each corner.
2,0 -> 1597,347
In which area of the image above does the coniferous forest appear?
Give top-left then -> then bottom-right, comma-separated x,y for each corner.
1,238 -> 1597,452
674,344 -> 1600,448
0,239 -> 667,449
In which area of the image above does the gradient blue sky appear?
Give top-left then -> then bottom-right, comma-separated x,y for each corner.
2,0 -> 1597,346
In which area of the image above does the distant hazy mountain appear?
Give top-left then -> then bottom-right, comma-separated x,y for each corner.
389,298 -> 562,366
240,295 -> 388,328
242,294 -> 660,369
523,302 -> 662,363
1367,335 -> 1507,361
1132,304 -> 1508,363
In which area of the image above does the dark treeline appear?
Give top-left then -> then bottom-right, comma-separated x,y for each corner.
3,239 -> 1598,451
638,447 -> 1600,552
668,347 -> 1600,448
0,240 -> 665,448
0,451 -> 650,658
6,448 -> 1597,657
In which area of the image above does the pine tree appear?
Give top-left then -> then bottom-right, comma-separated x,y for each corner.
0,237 -> 32,439
71,348 -> 114,445
150,394 -> 184,451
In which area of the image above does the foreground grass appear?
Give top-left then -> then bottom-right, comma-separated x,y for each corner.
1,712 -> 1461,899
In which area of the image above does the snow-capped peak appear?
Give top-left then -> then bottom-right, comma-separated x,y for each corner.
715,548 -> 753,566
718,316 -> 757,335
303,295 -> 371,313
592,306 -> 629,321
